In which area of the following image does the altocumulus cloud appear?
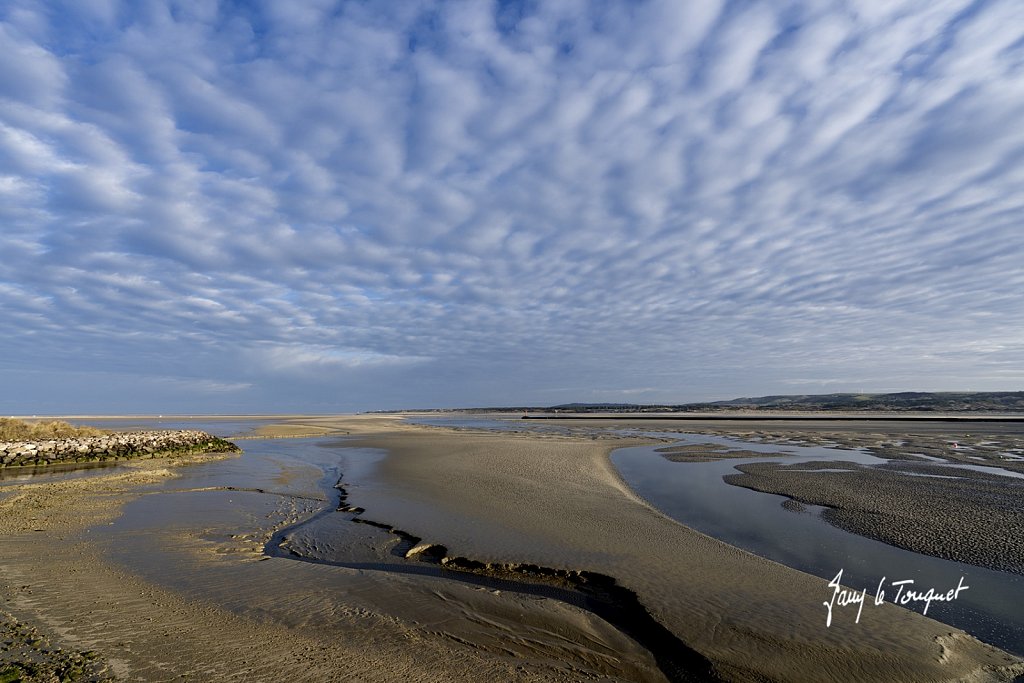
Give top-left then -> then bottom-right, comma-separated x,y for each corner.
1,0 -> 1023,413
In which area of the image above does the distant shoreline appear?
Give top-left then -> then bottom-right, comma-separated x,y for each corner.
10,410 -> 1024,424
5,414 -> 348,420
525,413 -> 1024,422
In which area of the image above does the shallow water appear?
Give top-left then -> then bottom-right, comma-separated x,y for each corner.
612,439 -> 1024,656
946,462 -> 1024,480
627,430 -> 891,465
407,416 -> 523,430
407,415 -> 574,435
0,460 -> 126,485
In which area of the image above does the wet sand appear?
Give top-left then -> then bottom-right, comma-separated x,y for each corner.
0,422 -> 663,682
337,417 -> 1022,682
654,443 -> 787,462
726,459 -> 1024,574
1,415 -> 1022,681
1,607 -> 114,682
591,419 -> 1024,575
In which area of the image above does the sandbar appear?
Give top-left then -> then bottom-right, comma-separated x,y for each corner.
337,417 -> 1022,682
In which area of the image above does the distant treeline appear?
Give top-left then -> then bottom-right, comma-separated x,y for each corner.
371,391 -> 1024,414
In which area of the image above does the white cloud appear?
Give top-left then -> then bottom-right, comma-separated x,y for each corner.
0,1 -> 1021,412
702,4 -> 778,97
253,344 -> 431,375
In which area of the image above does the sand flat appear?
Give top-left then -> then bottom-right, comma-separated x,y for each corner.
1,415 -> 1022,682
339,419 -> 1024,682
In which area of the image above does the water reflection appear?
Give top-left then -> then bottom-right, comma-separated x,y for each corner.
0,460 -> 125,484
612,438 -> 1024,655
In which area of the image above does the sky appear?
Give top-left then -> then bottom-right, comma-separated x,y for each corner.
1,0 -> 1023,414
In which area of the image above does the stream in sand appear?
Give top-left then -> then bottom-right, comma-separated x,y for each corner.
87,435 -> 707,681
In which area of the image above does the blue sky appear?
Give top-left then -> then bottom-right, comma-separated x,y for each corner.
1,0 -> 1023,414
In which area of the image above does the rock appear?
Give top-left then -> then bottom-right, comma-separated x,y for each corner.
405,543 -> 448,560
0,430 -> 241,468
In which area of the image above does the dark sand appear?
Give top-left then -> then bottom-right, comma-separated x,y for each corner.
654,443 -> 788,462
1,608 -> 114,682
596,417 -> 1024,576
725,456 -> 1024,575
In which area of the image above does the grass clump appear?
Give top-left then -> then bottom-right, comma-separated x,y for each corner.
0,666 -> 25,683
0,418 -> 105,441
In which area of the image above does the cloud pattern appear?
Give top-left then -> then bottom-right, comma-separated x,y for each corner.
1,0 -> 1023,412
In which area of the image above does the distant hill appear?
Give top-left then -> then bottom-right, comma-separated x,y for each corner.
545,392 -> 1024,413
700,391 -> 1024,412
372,391 -> 1024,414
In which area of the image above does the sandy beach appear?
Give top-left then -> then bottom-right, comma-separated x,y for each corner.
1,415 -> 1022,682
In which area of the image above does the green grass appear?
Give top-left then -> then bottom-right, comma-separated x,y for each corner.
0,664 -> 25,683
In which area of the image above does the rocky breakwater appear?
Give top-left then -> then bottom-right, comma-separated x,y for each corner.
0,430 -> 242,468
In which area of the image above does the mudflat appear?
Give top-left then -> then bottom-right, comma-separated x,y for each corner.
1,415 -> 1022,682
